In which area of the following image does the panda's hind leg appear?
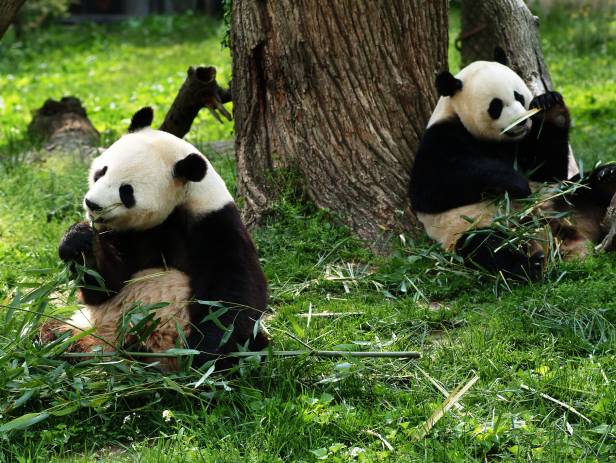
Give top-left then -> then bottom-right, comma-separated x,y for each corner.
455,229 -> 545,281
38,313 -> 116,357
552,171 -> 615,254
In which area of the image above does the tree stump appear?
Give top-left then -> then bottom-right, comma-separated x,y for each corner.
28,96 -> 100,156
159,66 -> 232,139
231,0 -> 448,246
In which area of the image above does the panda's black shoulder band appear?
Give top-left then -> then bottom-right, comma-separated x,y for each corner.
128,106 -> 154,132
435,72 -> 462,97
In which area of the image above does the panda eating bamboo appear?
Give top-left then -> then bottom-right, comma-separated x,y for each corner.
410,52 -> 616,281
41,107 -> 269,371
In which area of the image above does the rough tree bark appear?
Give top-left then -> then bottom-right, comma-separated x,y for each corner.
0,0 -> 25,40
459,0 -> 578,177
459,0 -> 552,94
232,1 -> 448,245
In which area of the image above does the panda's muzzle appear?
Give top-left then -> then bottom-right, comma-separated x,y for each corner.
85,198 -> 103,212
504,120 -> 530,138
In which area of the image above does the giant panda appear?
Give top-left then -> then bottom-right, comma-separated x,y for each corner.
409,55 -> 616,280
41,107 -> 268,371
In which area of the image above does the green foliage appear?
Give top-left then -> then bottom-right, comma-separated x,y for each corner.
0,14 -> 233,153
14,0 -> 75,34
221,0 -> 233,48
531,1 -> 616,54
0,9 -> 614,463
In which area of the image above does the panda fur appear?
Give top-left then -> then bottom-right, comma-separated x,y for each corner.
410,59 -> 616,280
43,107 -> 268,371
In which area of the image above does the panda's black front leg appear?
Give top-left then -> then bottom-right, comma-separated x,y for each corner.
59,222 -> 131,304
522,91 -> 571,182
59,222 -> 95,264
455,229 -> 545,281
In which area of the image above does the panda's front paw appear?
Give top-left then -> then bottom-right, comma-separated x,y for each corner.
38,320 -> 66,345
530,91 -> 569,128
592,164 -> 616,184
589,163 -> 616,200
530,91 -> 564,111
59,222 -> 95,263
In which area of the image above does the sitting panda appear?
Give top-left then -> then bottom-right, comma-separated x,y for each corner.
41,107 -> 268,371
409,55 -> 616,280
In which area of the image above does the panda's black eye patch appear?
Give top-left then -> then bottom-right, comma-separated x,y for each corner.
488,98 -> 503,119
93,166 -> 107,182
514,91 -> 525,106
119,184 -> 136,208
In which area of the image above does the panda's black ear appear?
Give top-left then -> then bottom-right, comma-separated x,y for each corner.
435,71 -> 463,97
128,106 -> 154,132
174,153 -> 207,182
494,46 -> 508,65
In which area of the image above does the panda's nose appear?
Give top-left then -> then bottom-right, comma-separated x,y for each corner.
85,198 -> 102,212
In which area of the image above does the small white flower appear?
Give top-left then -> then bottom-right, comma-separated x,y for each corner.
162,409 -> 174,422
122,412 -> 137,425
348,447 -> 365,458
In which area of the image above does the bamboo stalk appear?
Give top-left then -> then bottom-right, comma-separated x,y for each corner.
414,374 -> 479,441
520,383 -> 591,424
62,349 -> 421,359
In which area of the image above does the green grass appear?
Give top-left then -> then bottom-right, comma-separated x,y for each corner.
0,9 -> 614,463
0,14 -> 234,148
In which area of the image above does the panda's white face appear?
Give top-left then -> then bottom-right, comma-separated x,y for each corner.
84,128 -> 233,231
431,61 -> 534,142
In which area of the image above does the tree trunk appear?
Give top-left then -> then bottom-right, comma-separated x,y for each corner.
0,0 -> 25,39
459,0 -> 579,177
459,0 -> 551,94
231,0 -> 448,245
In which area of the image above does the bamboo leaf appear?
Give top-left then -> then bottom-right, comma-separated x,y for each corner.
190,363 -> 216,388
50,403 -> 80,417
0,412 -> 49,433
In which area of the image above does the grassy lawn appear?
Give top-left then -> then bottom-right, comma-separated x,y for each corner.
0,9 -> 614,463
